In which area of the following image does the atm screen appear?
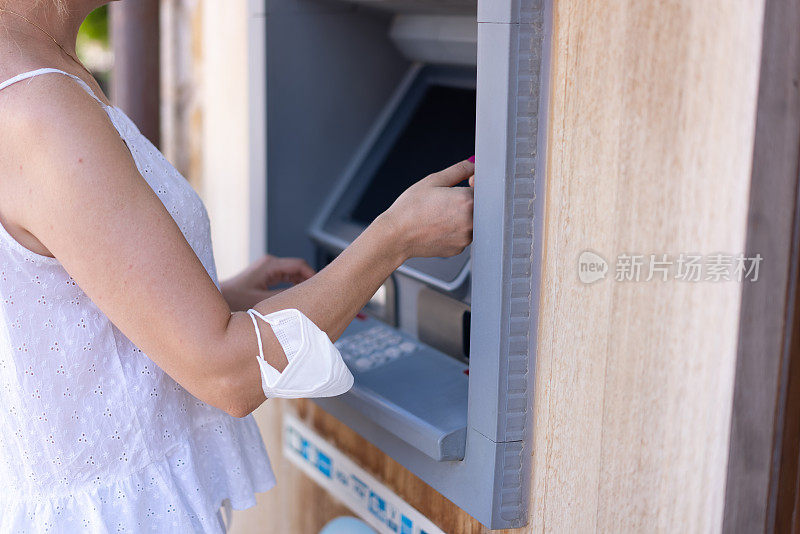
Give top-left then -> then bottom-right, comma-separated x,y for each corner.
350,84 -> 477,226
312,66 -> 476,290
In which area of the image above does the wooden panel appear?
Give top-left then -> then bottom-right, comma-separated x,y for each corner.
198,0 -> 253,278
531,1 -> 764,532
723,0 -> 800,530
775,318 -> 800,534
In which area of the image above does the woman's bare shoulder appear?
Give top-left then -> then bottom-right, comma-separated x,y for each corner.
0,67 -> 135,255
1,66 -> 94,120
0,69 -> 122,157
0,69 -> 137,219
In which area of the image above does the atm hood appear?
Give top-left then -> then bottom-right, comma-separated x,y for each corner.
335,0 -> 476,15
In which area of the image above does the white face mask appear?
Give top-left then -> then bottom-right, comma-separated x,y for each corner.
247,308 -> 354,399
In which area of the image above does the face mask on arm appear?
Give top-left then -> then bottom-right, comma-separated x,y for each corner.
247,308 -> 354,399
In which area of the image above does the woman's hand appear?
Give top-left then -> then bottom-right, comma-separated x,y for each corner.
221,255 -> 316,312
378,159 -> 475,260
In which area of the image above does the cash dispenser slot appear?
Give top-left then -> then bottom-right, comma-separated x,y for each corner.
417,286 -> 471,363
311,64 -> 475,462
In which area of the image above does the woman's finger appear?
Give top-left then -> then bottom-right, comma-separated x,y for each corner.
423,159 -> 475,188
282,257 -> 316,278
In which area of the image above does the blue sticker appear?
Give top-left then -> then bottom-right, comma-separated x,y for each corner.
351,476 -> 368,500
316,450 -> 332,478
368,492 -> 398,531
284,416 -> 442,534
368,493 -> 386,515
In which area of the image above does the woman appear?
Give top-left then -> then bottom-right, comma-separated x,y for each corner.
0,0 -> 475,532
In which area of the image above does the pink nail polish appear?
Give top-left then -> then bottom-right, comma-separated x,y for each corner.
468,155 -> 475,163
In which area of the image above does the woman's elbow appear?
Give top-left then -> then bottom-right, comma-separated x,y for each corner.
202,332 -> 266,418
216,374 -> 264,418
224,402 -> 253,419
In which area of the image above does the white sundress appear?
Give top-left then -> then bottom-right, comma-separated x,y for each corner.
0,69 -> 276,533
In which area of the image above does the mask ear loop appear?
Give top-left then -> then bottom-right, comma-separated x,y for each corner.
247,309 -> 283,382
247,309 -> 267,362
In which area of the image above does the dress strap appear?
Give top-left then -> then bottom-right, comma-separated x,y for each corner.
0,68 -> 106,106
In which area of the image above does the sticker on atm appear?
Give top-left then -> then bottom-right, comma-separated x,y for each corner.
283,413 -> 444,534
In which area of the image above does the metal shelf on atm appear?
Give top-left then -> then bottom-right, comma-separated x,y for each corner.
320,315 -> 469,462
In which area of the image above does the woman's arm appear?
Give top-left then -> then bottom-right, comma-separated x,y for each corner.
223,214 -> 411,413
0,75 -> 474,417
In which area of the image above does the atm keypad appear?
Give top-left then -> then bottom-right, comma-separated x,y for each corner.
335,325 -> 420,372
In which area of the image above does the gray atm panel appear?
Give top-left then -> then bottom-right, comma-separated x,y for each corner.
258,0 -> 551,528
311,65 -> 474,463
332,315 -> 468,461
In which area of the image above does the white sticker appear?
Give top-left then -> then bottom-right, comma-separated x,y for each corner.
282,412 -> 444,534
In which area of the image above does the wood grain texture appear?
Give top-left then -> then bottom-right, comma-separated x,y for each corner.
531,0 -> 764,532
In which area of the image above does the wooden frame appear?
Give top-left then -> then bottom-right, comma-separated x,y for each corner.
110,1 -> 161,147
723,0 -> 800,530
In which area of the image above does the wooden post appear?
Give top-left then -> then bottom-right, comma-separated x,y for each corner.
723,0 -> 800,531
160,0 -> 203,188
110,0 -> 161,147
531,1 -> 765,531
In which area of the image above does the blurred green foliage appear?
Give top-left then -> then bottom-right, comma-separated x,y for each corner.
77,6 -> 110,90
79,6 -> 108,44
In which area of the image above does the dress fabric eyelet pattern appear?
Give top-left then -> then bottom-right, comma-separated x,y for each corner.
0,69 -> 276,533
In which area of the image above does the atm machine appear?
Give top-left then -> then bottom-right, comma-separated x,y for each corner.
249,0 -> 550,528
